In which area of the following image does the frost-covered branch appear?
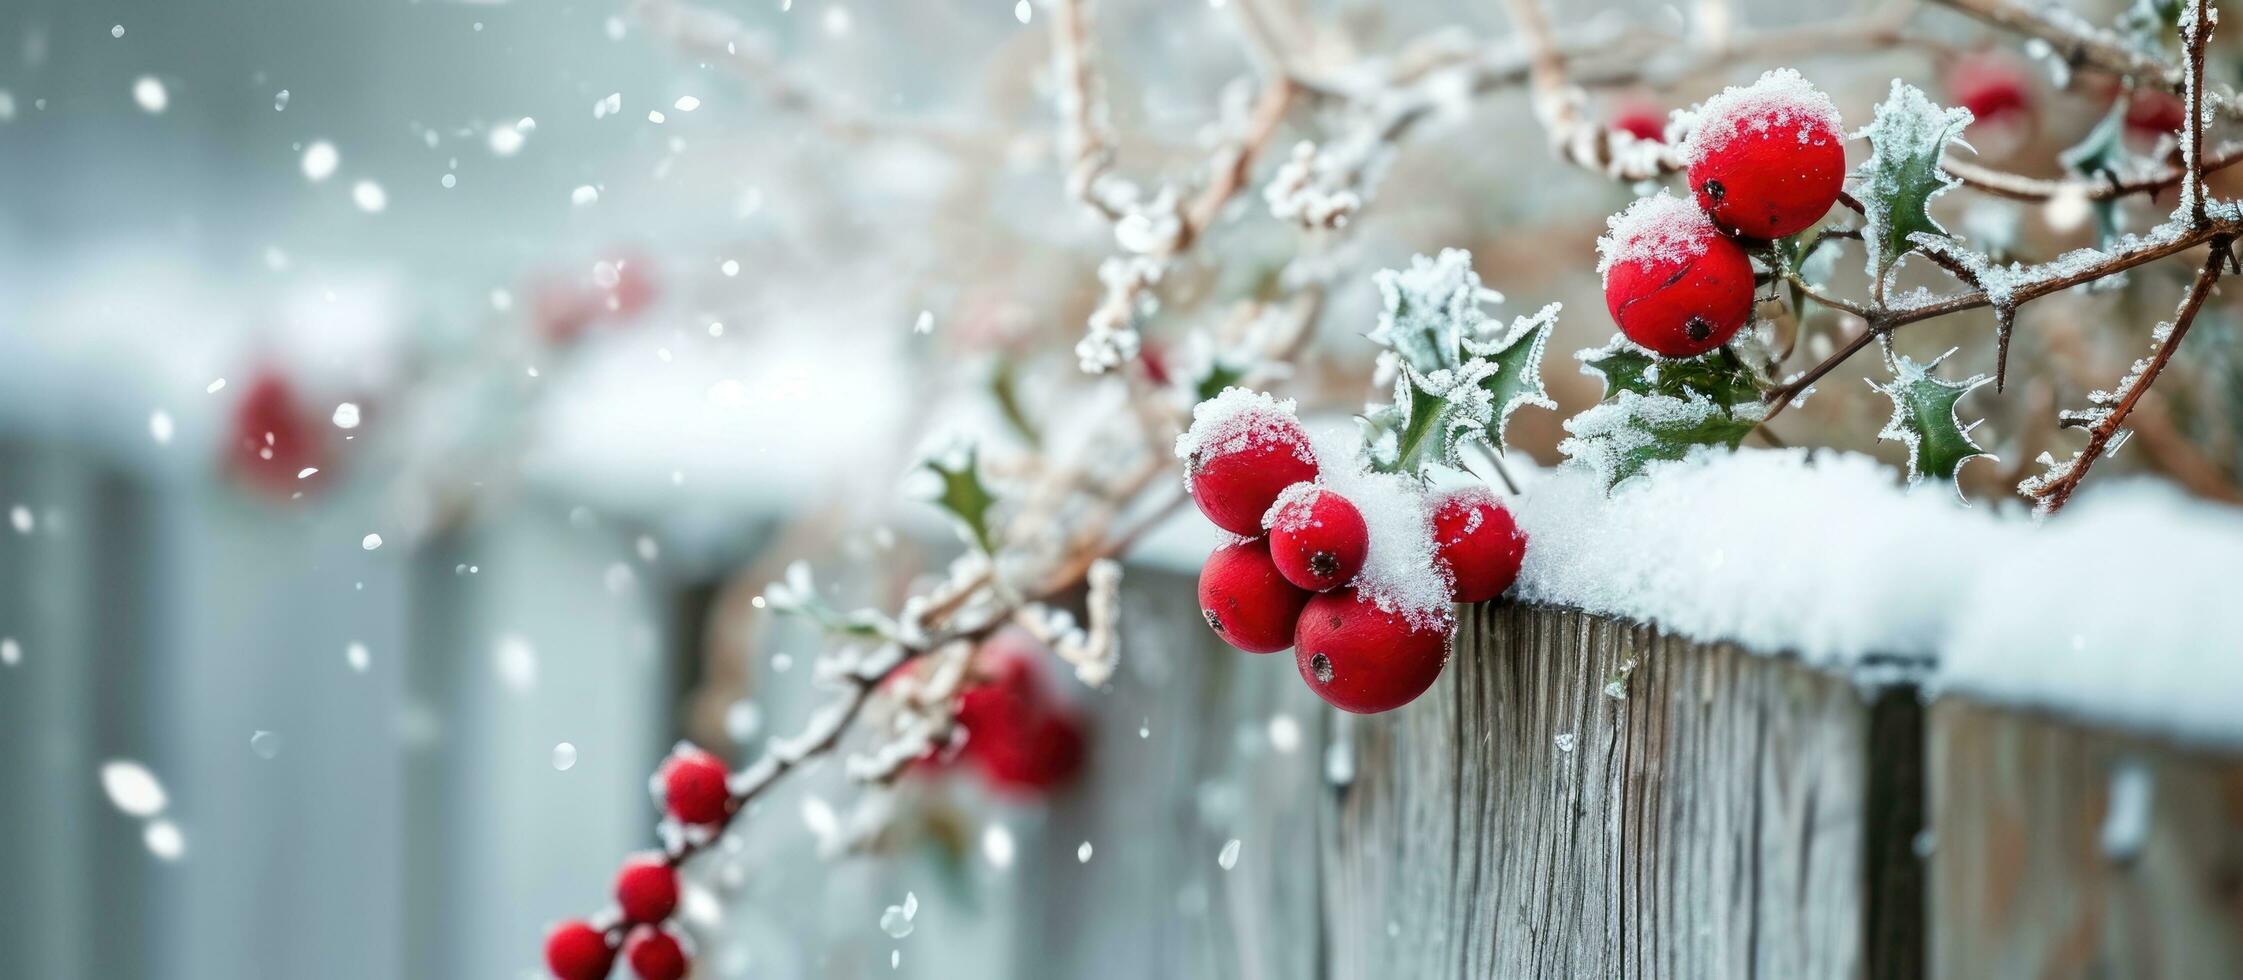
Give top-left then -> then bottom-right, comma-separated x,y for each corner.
2022,239 -> 2230,514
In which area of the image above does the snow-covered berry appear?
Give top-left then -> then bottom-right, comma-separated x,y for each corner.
615,855 -> 680,924
623,925 -> 689,980
1946,54 -> 2033,131
544,920 -> 615,980
1597,193 -> 1755,358
1264,483 -> 1369,592
660,747 -> 731,825
1679,68 -> 1846,239
1176,388 -> 1320,536
1293,588 -> 1452,714
1198,538 -> 1313,654
1428,488 -> 1528,604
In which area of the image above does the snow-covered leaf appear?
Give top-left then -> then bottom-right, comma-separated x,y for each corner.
1578,335 -> 1762,406
1856,81 -> 1972,290
1868,348 -> 1993,498
1464,303 -> 1560,453
1558,389 -> 1764,490
1369,248 -> 1501,374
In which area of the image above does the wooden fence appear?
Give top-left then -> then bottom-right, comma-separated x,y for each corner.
1303,602 -> 2243,979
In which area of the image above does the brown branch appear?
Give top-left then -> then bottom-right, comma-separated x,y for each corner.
2024,239 -> 2229,514
1941,141 -> 2243,203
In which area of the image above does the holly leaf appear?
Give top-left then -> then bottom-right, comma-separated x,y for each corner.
1578,335 -> 1763,405
1462,302 -> 1560,452
1856,81 -> 1973,290
1369,248 -> 1498,374
920,445 -> 999,553
1868,348 -> 1993,499
1558,389 -> 1764,490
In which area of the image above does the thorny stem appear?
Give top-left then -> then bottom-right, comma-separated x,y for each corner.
2027,239 -> 2230,514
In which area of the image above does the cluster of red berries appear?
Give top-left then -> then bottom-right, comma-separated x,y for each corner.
1598,70 -> 1846,358
1179,389 -> 1527,714
543,747 -> 729,979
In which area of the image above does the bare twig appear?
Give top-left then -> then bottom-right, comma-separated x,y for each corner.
2023,239 -> 2229,514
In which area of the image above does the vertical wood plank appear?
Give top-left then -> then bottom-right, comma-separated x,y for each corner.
1929,702 -> 2243,980
1321,603 -> 1882,978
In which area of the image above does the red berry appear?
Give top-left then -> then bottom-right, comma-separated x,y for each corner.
957,638 -> 1087,795
1197,538 -> 1313,654
2125,88 -> 2186,141
1293,589 -> 1451,714
1611,102 -> 1667,143
544,920 -> 615,980
1947,54 -> 2033,130
660,748 -> 730,825
1178,389 -> 1320,536
623,925 -> 689,980
614,856 -> 680,924
1429,489 -> 1528,604
1264,483 -> 1368,592
229,371 -> 328,496
1598,194 -> 1755,358
1682,69 -> 1846,240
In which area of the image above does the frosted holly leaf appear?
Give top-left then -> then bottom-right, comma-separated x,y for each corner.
1460,303 -> 1560,453
1868,347 -> 1993,499
1577,334 -> 1762,405
1369,248 -> 1500,374
919,444 -> 999,553
1558,389 -> 1764,490
1855,81 -> 1973,291
1380,362 -> 1493,472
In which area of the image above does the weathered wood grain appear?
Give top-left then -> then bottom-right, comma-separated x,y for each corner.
1321,603 -> 1907,979
1929,701 -> 2243,980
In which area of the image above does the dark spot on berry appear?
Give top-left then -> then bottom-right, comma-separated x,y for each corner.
1685,315 -> 1713,342
1309,653 -> 1334,684
1202,609 -> 1224,634
1703,178 -> 1725,202
1308,551 -> 1339,579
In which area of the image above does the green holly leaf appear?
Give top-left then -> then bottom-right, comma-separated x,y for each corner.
920,445 -> 999,553
1578,335 -> 1763,405
1559,389 -> 1763,490
1463,302 -> 1560,453
1194,359 -> 1245,404
1868,347 -> 1993,499
1856,81 -> 1973,292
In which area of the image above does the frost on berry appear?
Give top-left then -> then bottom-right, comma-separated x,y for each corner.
1176,387 -> 1318,534
1675,68 -> 1846,239
1674,68 -> 1843,170
1597,194 -> 1754,358
1264,482 -> 1370,592
1292,588 -> 1452,714
1306,428 -> 1456,631
1429,486 -> 1528,604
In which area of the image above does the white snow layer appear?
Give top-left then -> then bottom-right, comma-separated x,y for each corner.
1513,448 -> 2243,747
1595,192 -> 1715,278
